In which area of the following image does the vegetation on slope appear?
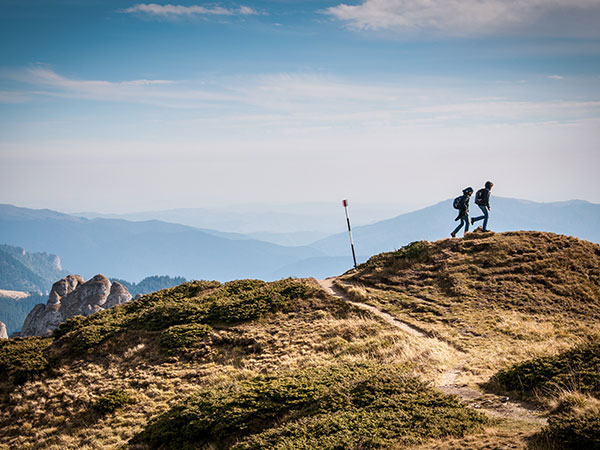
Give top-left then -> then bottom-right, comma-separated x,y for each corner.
132,362 -> 487,450
338,231 -> 600,379
492,336 -> 600,399
0,275 -> 464,449
0,337 -> 52,384
4,230 -> 596,449
492,338 -> 600,449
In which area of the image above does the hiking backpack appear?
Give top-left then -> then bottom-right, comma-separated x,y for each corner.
453,196 -> 463,209
475,188 -> 485,206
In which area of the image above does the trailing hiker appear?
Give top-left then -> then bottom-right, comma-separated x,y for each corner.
451,187 -> 473,238
471,181 -> 493,231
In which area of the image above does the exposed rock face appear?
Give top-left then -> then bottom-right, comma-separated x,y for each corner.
20,274 -> 133,337
0,321 -> 7,339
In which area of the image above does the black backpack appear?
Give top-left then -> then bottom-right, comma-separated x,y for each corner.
453,196 -> 463,209
475,188 -> 485,206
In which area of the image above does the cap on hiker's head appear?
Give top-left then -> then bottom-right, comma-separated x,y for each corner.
485,181 -> 493,189
464,187 -> 473,194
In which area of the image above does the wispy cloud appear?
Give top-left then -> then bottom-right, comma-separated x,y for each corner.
548,75 -> 564,80
4,68 -> 600,128
121,3 -> 259,17
9,67 -> 237,107
324,0 -> 600,36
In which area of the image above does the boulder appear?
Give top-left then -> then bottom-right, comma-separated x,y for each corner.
0,321 -> 7,339
19,274 -> 133,337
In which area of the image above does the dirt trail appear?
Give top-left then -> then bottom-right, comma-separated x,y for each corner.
316,278 -> 547,424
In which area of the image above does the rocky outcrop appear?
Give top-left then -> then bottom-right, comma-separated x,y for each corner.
19,274 -> 132,337
0,321 -> 7,339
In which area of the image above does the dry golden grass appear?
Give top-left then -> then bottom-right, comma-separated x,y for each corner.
338,231 -> 600,384
0,280 -> 455,449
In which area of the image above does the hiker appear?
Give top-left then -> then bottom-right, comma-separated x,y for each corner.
471,181 -> 494,231
451,187 -> 473,238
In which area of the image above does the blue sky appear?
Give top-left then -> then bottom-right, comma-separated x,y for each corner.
1,0 -> 599,213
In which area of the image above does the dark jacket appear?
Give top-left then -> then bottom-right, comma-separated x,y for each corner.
476,188 -> 491,208
456,191 -> 471,219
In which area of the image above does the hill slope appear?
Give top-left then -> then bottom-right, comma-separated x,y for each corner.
336,230 -> 600,380
1,231 -> 599,449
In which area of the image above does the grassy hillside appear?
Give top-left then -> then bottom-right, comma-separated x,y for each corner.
492,337 -> 600,449
0,277 -> 481,449
337,231 -> 600,381
2,230 -> 599,449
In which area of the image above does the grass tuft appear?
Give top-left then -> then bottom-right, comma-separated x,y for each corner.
93,389 -> 133,416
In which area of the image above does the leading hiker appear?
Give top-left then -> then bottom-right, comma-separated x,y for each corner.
451,187 -> 473,238
471,181 -> 494,231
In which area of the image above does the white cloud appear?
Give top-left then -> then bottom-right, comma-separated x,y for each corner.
548,75 -> 564,80
324,0 -> 600,36
16,67 -> 236,107
5,68 -> 600,129
121,3 -> 258,17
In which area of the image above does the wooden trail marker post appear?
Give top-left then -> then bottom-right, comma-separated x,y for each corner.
343,199 -> 358,269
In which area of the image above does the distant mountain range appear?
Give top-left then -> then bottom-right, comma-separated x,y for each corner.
0,244 -> 69,293
314,198 -> 600,260
74,202 -> 404,246
1,198 -> 599,283
0,204 -> 324,282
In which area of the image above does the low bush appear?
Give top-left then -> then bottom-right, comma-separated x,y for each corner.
131,362 -> 487,449
0,337 -> 52,383
93,389 -> 133,415
542,394 -> 600,449
53,278 -> 312,356
159,323 -> 212,354
362,241 -> 429,269
492,337 -> 600,399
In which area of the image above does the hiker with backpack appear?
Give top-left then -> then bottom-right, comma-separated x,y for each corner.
471,181 -> 494,231
451,187 -> 473,238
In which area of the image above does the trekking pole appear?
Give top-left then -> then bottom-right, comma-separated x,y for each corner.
342,199 -> 358,269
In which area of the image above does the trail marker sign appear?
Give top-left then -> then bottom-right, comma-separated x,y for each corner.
342,199 -> 358,269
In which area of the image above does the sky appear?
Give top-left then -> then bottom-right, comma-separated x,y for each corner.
1,0 -> 599,214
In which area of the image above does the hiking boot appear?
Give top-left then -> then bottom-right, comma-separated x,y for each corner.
470,218 -> 475,225
450,232 -> 456,238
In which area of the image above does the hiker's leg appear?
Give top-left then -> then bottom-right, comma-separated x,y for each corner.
464,215 -> 469,233
479,205 -> 489,230
452,221 -> 464,235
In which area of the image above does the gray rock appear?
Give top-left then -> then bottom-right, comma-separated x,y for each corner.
104,281 -> 133,308
0,321 -> 7,339
19,274 -> 133,337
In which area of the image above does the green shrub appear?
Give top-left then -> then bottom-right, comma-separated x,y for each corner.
204,280 -> 286,323
159,323 -> 212,354
131,362 -> 487,449
542,395 -> 600,449
137,302 -> 209,331
492,337 -> 600,398
52,315 -> 86,339
363,241 -> 429,269
0,337 -> 52,383
66,323 -> 122,355
54,278 -> 313,356
93,389 -> 133,415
